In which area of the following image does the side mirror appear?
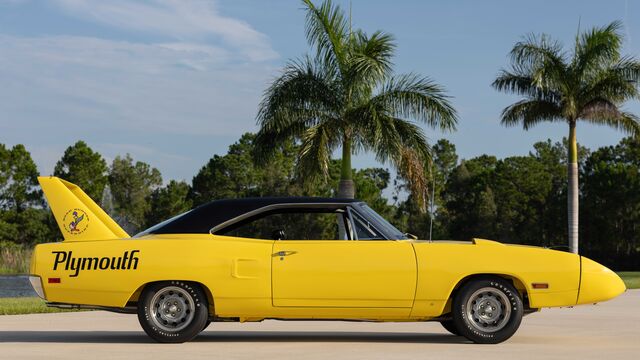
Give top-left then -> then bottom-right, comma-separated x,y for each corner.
404,233 -> 418,240
271,229 -> 286,240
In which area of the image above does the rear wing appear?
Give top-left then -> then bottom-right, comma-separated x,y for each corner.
38,176 -> 129,241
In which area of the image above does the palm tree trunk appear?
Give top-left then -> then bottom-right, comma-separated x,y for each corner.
568,121 -> 579,254
338,137 -> 355,199
337,137 -> 354,240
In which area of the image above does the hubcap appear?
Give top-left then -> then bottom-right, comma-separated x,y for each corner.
149,286 -> 195,332
465,287 -> 512,333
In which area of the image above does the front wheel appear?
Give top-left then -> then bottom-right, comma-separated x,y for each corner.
452,277 -> 523,344
137,281 -> 209,343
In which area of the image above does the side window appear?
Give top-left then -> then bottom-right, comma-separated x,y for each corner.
350,210 -> 385,240
218,210 -> 346,240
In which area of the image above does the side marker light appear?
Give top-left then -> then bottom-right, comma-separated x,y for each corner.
532,283 -> 549,289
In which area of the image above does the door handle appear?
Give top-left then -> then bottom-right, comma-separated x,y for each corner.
273,250 -> 297,257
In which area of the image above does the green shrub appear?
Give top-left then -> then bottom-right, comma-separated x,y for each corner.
0,240 -> 32,274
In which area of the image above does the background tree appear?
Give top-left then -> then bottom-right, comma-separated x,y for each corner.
145,180 -> 192,228
53,140 -> 108,202
492,156 -> 552,244
109,154 -> 162,233
493,21 -> 640,253
190,133 -> 301,205
0,144 -> 43,212
582,137 -> 640,268
393,139 -> 458,239
254,0 -> 457,205
443,156 -> 499,240
0,144 -> 52,244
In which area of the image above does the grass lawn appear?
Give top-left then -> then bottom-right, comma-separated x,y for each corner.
0,297 -> 80,315
618,272 -> 640,290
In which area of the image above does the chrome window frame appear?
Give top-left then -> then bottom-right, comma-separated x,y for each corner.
209,202 -> 393,241
346,206 -> 386,241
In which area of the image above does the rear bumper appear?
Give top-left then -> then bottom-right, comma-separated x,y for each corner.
28,275 -> 46,300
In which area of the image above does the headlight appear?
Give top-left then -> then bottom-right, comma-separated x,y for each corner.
28,276 -> 46,299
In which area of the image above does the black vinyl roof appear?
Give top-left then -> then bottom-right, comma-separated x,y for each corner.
146,197 -> 360,235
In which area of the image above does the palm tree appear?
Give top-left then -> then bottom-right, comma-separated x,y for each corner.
493,21 -> 640,253
254,0 -> 457,205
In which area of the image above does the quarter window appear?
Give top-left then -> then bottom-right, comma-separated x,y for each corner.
350,210 -> 385,240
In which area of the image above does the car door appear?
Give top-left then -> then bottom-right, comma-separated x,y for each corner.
271,207 -> 417,308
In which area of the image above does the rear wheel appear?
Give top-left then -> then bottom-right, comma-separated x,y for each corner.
137,281 -> 209,343
440,319 -> 460,336
452,277 -> 523,344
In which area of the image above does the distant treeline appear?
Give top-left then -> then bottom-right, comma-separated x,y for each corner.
0,134 -> 638,269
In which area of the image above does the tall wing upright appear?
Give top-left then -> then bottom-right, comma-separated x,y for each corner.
38,176 -> 129,241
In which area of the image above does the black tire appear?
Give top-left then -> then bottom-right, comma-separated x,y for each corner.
137,281 -> 209,343
440,319 -> 461,336
452,277 -> 523,344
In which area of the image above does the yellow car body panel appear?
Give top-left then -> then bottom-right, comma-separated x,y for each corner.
272,240 -> 417,309
30,177 -> 626,322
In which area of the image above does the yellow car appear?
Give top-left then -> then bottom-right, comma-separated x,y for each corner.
29,177 -> 626,344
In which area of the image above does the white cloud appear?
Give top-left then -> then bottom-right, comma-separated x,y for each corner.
52,0 -> 278,61
0,34 -> 276,180
0,1 -> 281,182
0,34 -> 273,135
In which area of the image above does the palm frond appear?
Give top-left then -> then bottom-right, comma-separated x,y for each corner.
297,120 -> 341,179
510,34 -> 567,91
511,34 -> 565,69
580,100 -> 640,136
254,121 -> 309,163
500,99 -> 564,129
257,56 -> 340,132
255,57 -> 341,163
492,69 -> 561,103
349,104 -> 431,210
371,74 -> 457,131
351,101 -> 429,163
396,146 -> 429,212
580,56 -> 640,104
344,30 -> 395,92
302,0 -> 349,76
573,21 -> 623,78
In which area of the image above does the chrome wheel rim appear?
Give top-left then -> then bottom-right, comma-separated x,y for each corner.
465,287 -> 512,333
150,286 -> 195,332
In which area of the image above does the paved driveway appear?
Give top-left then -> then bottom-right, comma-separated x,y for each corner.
0,290 -> 638,360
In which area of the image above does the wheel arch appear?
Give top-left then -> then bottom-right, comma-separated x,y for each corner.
447,273 -> 530,310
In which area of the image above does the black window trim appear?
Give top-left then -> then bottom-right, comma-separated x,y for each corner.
210,202 -> 394,241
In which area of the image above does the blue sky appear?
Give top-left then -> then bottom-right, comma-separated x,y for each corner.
1,0 -> 639,183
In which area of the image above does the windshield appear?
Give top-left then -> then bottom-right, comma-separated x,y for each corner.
133,210 -> 192,238
356,203 -> 408,240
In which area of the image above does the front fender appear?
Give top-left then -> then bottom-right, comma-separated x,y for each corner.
410,241 -> 581,317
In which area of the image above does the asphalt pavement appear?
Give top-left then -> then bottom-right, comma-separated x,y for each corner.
0,290 -> 638,360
